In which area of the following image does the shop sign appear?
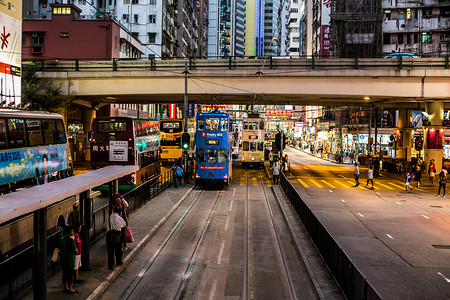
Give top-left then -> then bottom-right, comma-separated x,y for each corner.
359,134 -> 368,144
202,105 -> 227,112
169,104 -> 176,119
265,109 -> 292,116
294,121 -> 303,127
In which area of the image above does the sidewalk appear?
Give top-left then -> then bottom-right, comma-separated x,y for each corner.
20,184 -> 194,300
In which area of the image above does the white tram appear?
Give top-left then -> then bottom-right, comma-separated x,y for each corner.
241,118 -> 265,167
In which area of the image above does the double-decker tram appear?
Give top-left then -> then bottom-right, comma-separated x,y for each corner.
159,119 -> 184,163
91,117 -> 160,192
0,109 -> 72,193
195,113 -> 232,186
241,117 -> 265,167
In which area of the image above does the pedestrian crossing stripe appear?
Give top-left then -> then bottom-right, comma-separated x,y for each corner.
376,182 -> 394,190
334,180 -> 351,189
388,182 -> 404,189
321,180 -> 336,188
297,178 -> 310,188
309,179 -> 323,188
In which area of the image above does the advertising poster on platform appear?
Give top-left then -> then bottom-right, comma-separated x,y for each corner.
0,0 -> 21,107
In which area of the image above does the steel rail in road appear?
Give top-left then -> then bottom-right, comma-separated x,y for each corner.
174,191 -> 222,300
244,169 -> 249,300
121,190 -> 206,300
259,171 -> 298,300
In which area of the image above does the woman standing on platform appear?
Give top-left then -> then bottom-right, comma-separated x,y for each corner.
60,227 -> 78,293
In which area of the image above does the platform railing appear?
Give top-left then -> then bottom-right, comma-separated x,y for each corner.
0,169 -> 173,300
279,172 -> 382,300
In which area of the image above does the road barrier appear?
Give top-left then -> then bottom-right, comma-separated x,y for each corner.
279,173 -> 382,300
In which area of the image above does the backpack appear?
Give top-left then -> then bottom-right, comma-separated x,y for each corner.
176,168 -> 183,177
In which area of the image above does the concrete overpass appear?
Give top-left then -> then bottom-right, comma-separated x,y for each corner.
35,57 -> 450,108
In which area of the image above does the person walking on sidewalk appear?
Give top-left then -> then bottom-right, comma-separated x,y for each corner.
366,165 -> 374,189
429,159 -> 436,183
271,161 -> 280,185
438,168 -> 447,197
60,226 -> 78,294
414,165 -> 422,188
107,207 -> 126,270
404,169 -> 413,192
354,163 -> 360,186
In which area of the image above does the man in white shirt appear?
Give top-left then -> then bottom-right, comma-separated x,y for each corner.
354,163 -> 360,186
366,165 -> 374,189
107,207 -> 126,270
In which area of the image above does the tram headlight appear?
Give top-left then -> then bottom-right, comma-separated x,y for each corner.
251,157 -> 255,161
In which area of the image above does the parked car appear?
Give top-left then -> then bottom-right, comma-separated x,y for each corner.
384,53 -> 420,59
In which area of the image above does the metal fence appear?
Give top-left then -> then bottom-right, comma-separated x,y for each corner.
279,173 -> 382,300
0,169 -> 173,300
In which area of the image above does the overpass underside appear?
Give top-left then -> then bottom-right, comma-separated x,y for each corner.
37,58 -> 450,108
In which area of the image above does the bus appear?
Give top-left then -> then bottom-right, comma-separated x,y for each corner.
159,119 -> 184,162
195,113 -> 232,186
0,109 -> 72,193
242,117 -> 265,167
90,117 -> 160,192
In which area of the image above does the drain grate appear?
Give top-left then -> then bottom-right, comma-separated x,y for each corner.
430,205 -> 443,208
432,245 -> 450,249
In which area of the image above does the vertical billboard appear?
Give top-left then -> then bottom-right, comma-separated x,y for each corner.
0,0 -> 21,107
320,0 -> 331,57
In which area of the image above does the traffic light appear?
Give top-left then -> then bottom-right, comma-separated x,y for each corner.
275,132 -> 285,151
415,138 -> 423,151
181,132 -> 190,150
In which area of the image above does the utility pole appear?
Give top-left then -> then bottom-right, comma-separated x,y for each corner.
183,61 -> 189,170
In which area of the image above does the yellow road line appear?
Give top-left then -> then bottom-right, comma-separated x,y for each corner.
376,182 -> 394,190
320,180 -> 336,188
309,179 -> 323,188
334,180 -> 351,189
253,178 -> 258,186
346,180 -> 365,189
388,182 -> 405,189
297,178 -> 310,188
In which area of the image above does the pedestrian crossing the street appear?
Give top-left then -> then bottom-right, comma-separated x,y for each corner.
295,177 -> 408,191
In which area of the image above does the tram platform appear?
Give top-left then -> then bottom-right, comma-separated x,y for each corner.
19,184 -> 194,300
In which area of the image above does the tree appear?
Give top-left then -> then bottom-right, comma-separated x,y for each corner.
21,62 -> 74,112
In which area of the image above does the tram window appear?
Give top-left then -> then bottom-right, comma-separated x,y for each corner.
221,119 -> 228,131
207,149 -> 217,163
0,119 -> 6,149
197,148 -> 206,163
206,118 -> 220,131
42,119 -> 57,144
26,119 -> 43,146
243,141 -> 249,151
8,119 -> 26,147
259,122 -> 264,130
250,142 -> 256,151
198,118 -> 204,130
218,149 -> 227,163
258,142 -> 264,151
243,121 -> 248,130
55,120 -> 67,143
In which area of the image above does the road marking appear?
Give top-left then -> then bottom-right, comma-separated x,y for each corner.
309,179 -> 323,188
347,180 -> 365,189
341,199 -> 345,203
422,215 -> 430,219
376,182 -> 394,190
376,192 -> 380,195
334,180 -> 351,189
396,202 -> 402,205
388,182 -> 405,189
217,240 -> 225,265
229,199 -> 233,211
232,188 -> 236,197
209,279 -> 218,300
329,190 -> 333,193
224,217 -> 229,232
386,234 -> 394,239
358,213 -> 364,217
321,180 -> 336,188
339,175 -> 347,180
297,178 -> 310,188
437,272 -> 450,283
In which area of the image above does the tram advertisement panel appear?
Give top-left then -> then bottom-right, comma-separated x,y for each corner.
0,144 -> 68,185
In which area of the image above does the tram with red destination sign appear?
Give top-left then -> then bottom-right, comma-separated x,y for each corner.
194,113 -> 232,186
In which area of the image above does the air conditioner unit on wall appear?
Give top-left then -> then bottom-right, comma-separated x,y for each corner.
32,33 -> 38,37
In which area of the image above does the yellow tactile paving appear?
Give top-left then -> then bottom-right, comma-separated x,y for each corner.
334,180 -> 351,189
320,180 -> 336,188
252,178 -> 258,186
297,178 -> 310,188
309,179 -> 323,188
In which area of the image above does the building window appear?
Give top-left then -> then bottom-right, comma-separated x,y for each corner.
79,0 -> 86,4
123,14 -> 129,22
131,32 -> 139,40
148,33 -> 156,43
293,37 -> 299,43
149,0 -> 156,4
134,14 -> 138,23
22,35 -> 26,46
115,36 -> 117,48
124,0 -> 130,3
32,32 -> 45,45
398,33 -> 404,44
52,6 -> 71,14
132,0 -> 138,3
398,9 -> 404,20
148,54 -> 155,60
440,33 -> 449,43
423,8 -> 432,19
383,33 -> 390,44
422,32 -> 432,44
149,14 -> 156,23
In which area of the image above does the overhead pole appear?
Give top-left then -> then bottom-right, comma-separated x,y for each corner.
183,61 -> 189,170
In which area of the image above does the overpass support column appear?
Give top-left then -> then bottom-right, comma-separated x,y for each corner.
396,109 -> 413,162
33,208 -> 47,300
424,102 -> 444,173
83,108 -> 96,162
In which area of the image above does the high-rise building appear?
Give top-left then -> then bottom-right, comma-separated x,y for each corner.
208,0 -> 245,57
263,0 -> 281,55
244,0 -> 265,56
382,0 -> 450,57
311,0 -> 331,57
176,0 -> 208,57
285,0 -> 302,57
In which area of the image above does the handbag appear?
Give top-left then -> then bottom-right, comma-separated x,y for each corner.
124,227 -> 134,243
51,247 -> 60,263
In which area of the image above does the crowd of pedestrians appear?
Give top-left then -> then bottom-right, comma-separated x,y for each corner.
270,150 -> 289,184
171,155 -> 194,188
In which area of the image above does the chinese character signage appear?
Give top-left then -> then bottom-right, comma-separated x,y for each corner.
0,0 -> 21,107
265,109 -> 292,116
169,104 -> 176,119
109,141 -> 128,162
201,105 -> 227,112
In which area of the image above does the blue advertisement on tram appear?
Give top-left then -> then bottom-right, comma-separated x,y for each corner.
0,144 -> 68,185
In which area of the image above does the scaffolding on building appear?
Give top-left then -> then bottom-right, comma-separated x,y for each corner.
330,0 -> 384,58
